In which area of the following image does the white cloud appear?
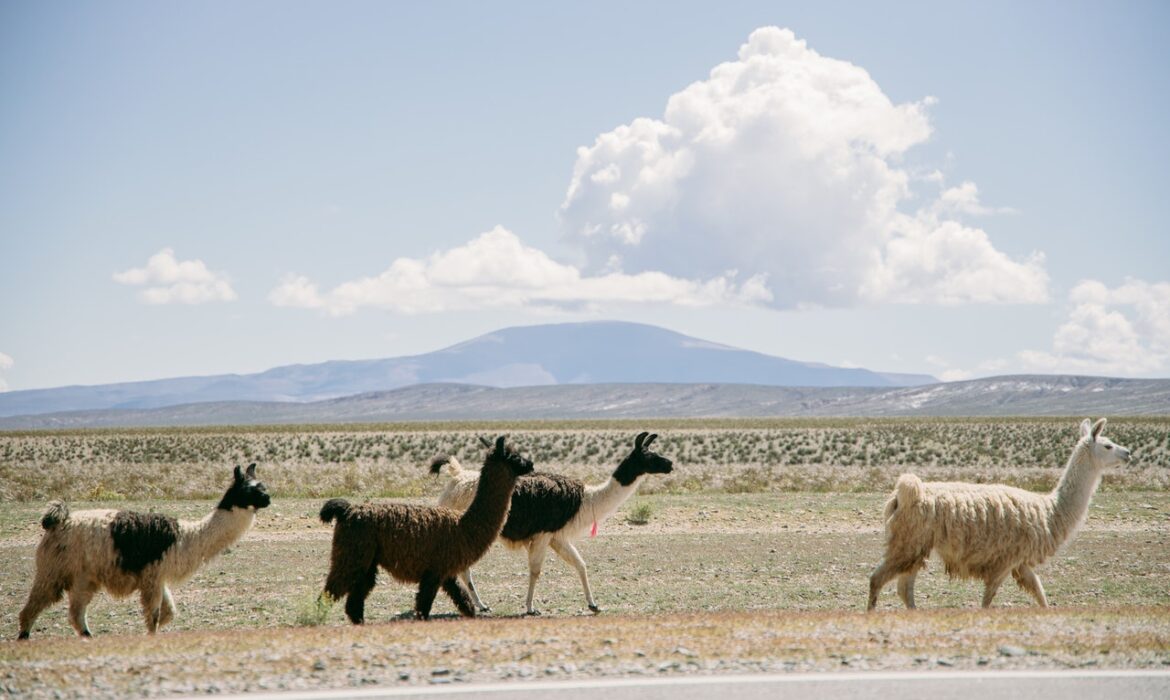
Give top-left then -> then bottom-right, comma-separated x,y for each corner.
932,181 -> 1016,217
269,226 -> 772,316
113,248 -> 237,304
559,26 -> 1047,308
0,352 -> 12,392
1019,278 -> 1170,376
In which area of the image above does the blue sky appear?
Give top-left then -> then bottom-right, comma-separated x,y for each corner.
1,1 -> 1168,391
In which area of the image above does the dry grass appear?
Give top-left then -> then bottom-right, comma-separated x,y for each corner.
3,418 -> 1169,501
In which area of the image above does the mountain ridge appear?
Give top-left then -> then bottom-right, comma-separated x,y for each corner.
0,321 -> 936,417
1,375 -> 1166,429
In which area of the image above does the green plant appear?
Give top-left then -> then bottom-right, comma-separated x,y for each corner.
294,592 -> 333,627
626,501 -> 654,525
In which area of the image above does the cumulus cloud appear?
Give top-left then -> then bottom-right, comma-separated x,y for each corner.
1019,279 -> 1170,376
113,248 -> 237,304
0,352 -> 12,392
269,226 -> 771,315
559,26 -> 1048,308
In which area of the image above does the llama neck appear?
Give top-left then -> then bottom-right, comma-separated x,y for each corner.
458,464 -> 517,552
172,507 -> 256,579
1049,440 -> 1101,543
584,475 -> 641,524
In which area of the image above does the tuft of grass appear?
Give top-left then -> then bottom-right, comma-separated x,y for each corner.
626,501 -> 654,525
294,592 -> 333,627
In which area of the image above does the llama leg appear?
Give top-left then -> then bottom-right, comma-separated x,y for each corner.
140,583 -> 164,633
981,571 -> 1009,608
550,539 -> 599,613
343,564 -> 378,625
441,577 -> 477,618
1013,565 -> 1049,608
18,574 -> 65,640
414,572 -> 441,621
867,559 -> 901,611
460,568 -> 490,612
323,536 -> 376,621
158,586 -> 177,628
67,582 -> 98,638
896,571 -> 919,610
524,537 -> 551,616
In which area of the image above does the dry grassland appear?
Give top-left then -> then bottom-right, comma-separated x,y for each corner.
1,419 -> 1168,697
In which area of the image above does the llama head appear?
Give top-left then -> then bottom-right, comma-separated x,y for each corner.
217,463 -> 272,511
1078,418 -> 1132,469
612,431 -> 674,486
479,435 -> 535,478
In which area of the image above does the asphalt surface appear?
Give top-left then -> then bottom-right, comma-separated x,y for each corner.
199,670 -> 1170,700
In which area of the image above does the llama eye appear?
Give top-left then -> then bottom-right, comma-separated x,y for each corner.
1105,445 -> 1113,450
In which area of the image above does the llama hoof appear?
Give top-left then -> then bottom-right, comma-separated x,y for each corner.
478,606 -> 492,613
525,610 -> 542,617
17,631 -> 30,641
588,604 -> 601,614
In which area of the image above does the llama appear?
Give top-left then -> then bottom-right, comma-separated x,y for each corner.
867,418 -> 1131,611
432,431 -> 673,615
17,464 -> 270,639
319,435 -> 533,623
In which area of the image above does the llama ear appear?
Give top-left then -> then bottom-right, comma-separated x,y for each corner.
634,431 -> 649,449
1091,418 -> 1107,441
233,465 -> 244,481
644,433 -> 658,449
478,436 -> 492,448
495,435 -> 506,452
1079,419 -> 1092,439
245,463 -> 257,478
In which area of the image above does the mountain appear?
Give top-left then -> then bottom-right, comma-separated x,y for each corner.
1,376 -> 1166,429
0,321 -> 935,418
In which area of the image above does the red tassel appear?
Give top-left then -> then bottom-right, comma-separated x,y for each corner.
590,521 -> 598,538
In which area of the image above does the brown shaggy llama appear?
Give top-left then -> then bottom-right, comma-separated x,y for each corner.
319,435 -> 533,623
18,464 -> 270,639
867,418 -> 1132,611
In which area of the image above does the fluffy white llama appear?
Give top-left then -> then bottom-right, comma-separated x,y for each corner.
18,464 -> 271,639
431,431 -> 673,615
867,419 -> 1131,611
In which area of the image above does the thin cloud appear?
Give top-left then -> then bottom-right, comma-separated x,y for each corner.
0,352 -> 12,392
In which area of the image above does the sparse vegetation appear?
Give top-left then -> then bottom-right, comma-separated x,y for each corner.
3,418 -> 1169,502
2,419 -> 1169,698
626,501 -> 654,525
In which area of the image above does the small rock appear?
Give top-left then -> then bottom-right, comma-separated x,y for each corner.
431,668 -> 451,676
998,645 -> 1027,658
936,658 -> 954,667
312,660 -> 327,672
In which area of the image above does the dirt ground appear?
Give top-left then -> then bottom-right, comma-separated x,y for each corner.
1,492 -> 1168,698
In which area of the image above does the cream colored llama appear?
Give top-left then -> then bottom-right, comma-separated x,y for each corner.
18,465 -> 270,638
867,418 -> 1131,611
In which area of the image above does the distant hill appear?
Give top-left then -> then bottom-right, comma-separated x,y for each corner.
0,321 -> 935,418
1,375 -> 1166,429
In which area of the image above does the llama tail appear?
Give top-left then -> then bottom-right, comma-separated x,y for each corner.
40,501 -> 69,530
429,454 -> 464,477
319,498 -> 353,525
886,473 -> 924,519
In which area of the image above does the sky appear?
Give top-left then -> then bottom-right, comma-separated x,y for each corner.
1,1 -> 1168,392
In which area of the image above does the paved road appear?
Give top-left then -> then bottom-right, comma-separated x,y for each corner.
203,670 -> 1170,700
